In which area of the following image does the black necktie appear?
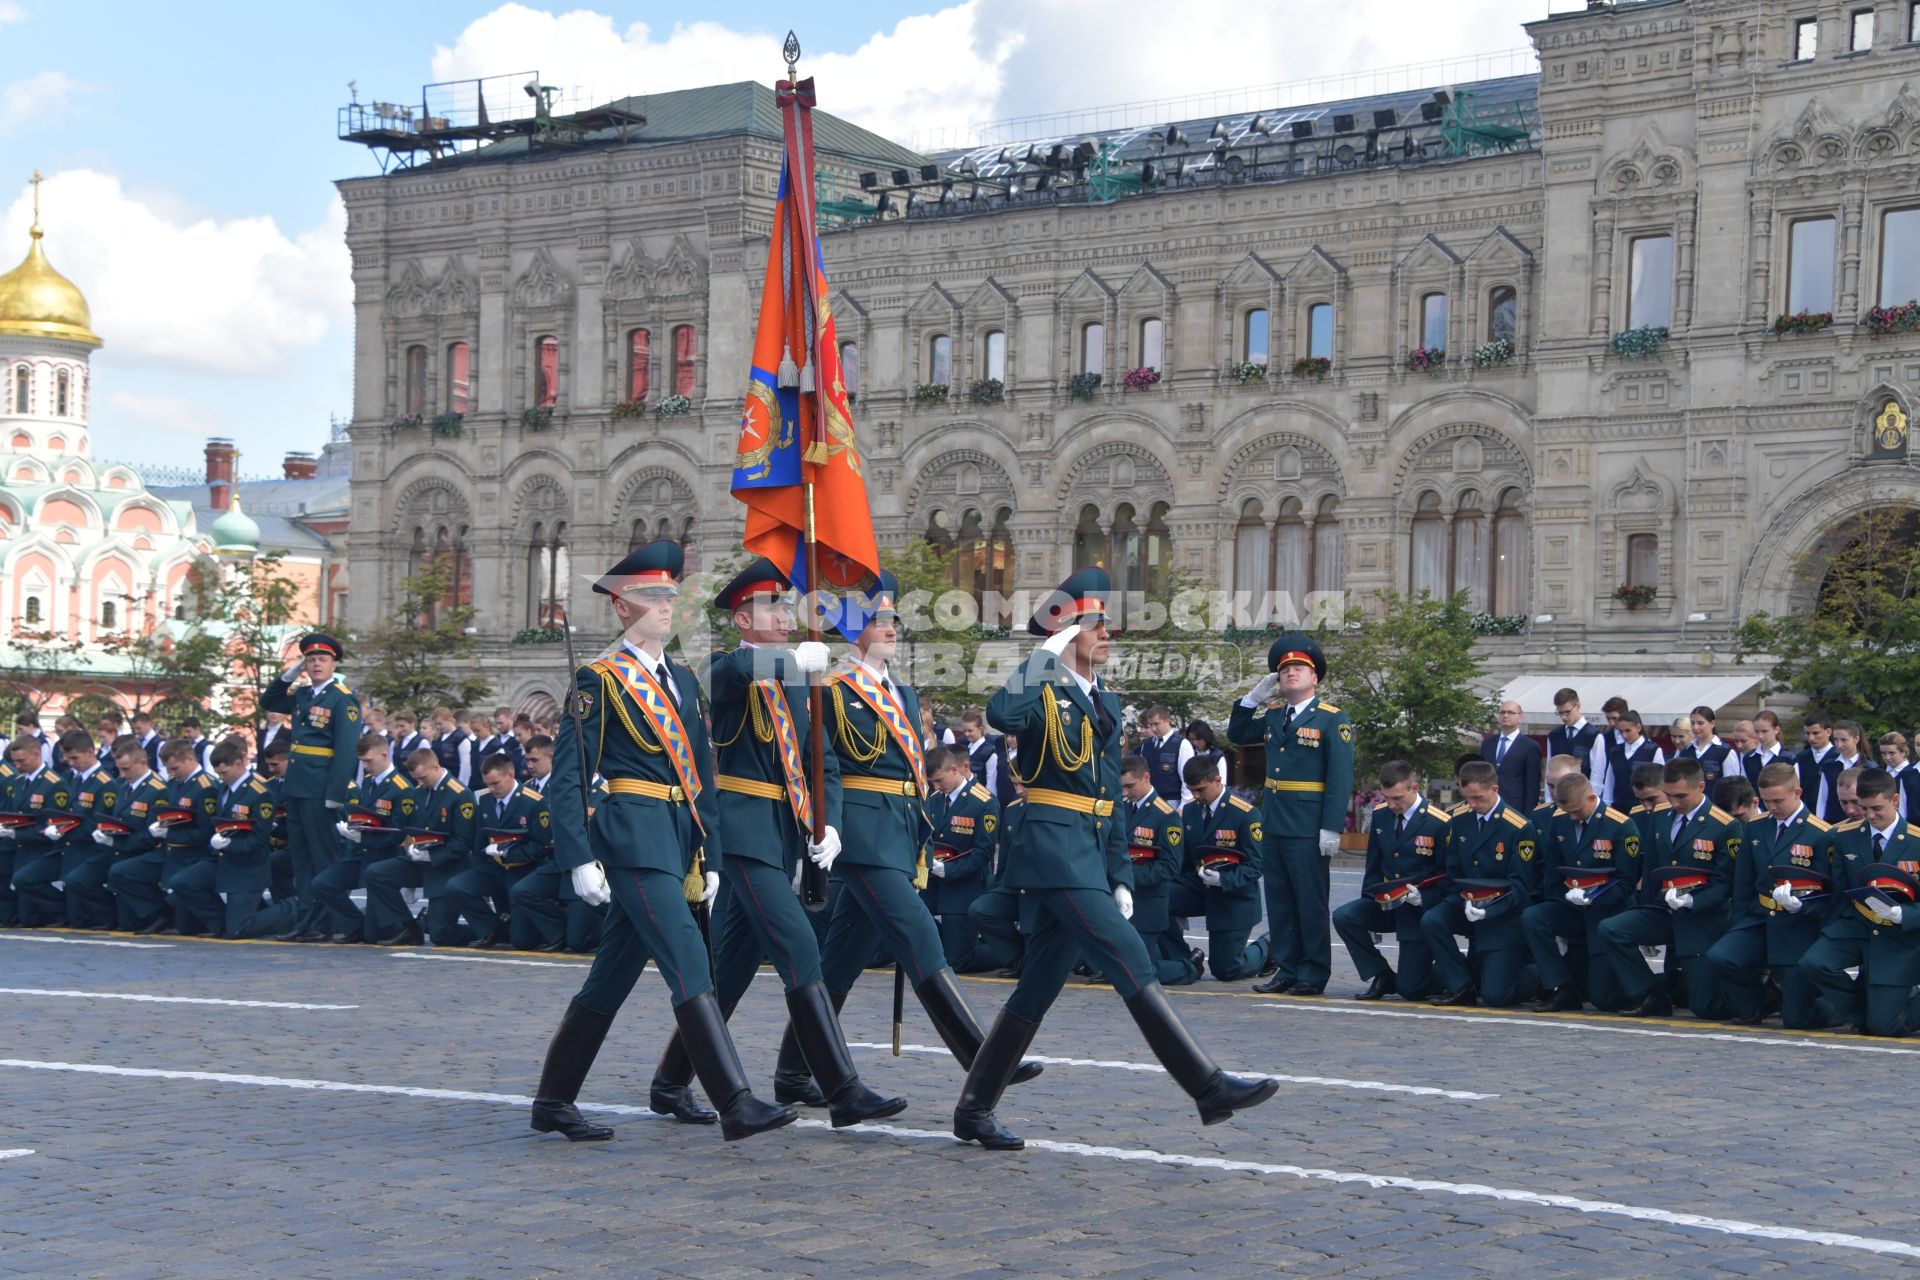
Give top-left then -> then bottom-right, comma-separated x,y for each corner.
1091,681 -> 1115,739
1575,820 -> 1586,847
1672,813 -> 1685,844
1777,820 -> 1789,846
1281,704 -> 1295,733
1874,831 -> 1886,858
1394,811 -> 1406,839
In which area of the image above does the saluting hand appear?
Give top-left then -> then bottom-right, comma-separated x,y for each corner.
1247,672 -> 1281,705
1041,623 -> 1083,657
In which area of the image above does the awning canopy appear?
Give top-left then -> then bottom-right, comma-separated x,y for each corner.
1497,674 -> 1765,729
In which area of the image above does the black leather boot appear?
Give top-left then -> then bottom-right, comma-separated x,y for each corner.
647,1033 -> 717,1125
529,999 -> 616,1141
915,969 -> 1043,1084
674,992 -> 797,1142
1126,983 -> 1278,1125
786,981 -> 907,1128
953,1006 -> 1040,1150
771,988 -> 845,1107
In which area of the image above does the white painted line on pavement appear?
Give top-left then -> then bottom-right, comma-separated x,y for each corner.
0,1149 -> 33,1160
1,1055 -> 1913,1261
846,1042 -> 1494,1101
0,933 -> 173,950
1255,1001 -> 1920,1056
0,988 -> 357,1011
390,951 -> 586,970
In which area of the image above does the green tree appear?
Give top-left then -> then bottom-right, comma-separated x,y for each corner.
354,562 -> 491,712
0,626 -> 93,714
1736,507 -> 1920,737
204,552 -> 303,731
1322,591 -> 1493,785
887,538 -> 990,718
1109,566 -> 1251,727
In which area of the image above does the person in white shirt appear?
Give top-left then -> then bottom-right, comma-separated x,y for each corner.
1878,732 -> 1919,819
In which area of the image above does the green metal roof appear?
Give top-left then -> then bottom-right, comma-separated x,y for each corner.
426,81 -> 929,172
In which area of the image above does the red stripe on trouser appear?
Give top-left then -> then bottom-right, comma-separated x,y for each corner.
737,862 -> 801,986
631,869 -> 690,1004
1065,890 -> 1142,992
846,865 -> 935,986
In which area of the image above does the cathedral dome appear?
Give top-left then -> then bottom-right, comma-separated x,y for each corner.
210,496 -> 260,556
0,219 -> 102,349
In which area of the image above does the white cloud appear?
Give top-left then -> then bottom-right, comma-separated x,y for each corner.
103,391 -> 230,438
0,170 -> 351,376
0,3 -> 25,28
0,69 -> 91,134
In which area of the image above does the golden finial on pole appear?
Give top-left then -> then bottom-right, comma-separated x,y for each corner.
29,169 -> 43,237
783,30 -> 801,81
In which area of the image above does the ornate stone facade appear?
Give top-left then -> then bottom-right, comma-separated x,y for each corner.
340,4 -> 1920,712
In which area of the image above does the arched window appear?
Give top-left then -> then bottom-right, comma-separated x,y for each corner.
1234,500 -> 1270,600
404,345 -> 428,416
985,507 -> 1015,625
1274,497 -> 1308,611
1420,292 -> 1450,352
1110,503 -> 1141,626
1072,503 -> 1104,572
1143,501 -> 1172,599
1452,490 -> 1488,611
534,336 -> 559,408
100,599 -> 116,630
923,510 -> 953,556
54,369 -> 69,417
1307,303 -> 1333,360
24,596 -> 41,625
1081,322 -> 1105,377
627,329 -> 651,402
952,508 -> 987,602
839,341 -> 859,400
14,365 -> 28,414
671,326 -> 696,397
927,333 -> 952,386
1493,489 -> 1529,614
983,330 -> 1007,383
1138,317 -> 1164,371
527,521 -> 570,628
446,342 -> 471,415
1626,531 -> 1658,591
1411,491 -> 1448,597
1312,495 -> 1344,596
1488,286 -> 1517,344
1244,309 -> 1269,365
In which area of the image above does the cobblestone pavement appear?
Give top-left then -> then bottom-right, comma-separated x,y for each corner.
1,907 -> 1917,1278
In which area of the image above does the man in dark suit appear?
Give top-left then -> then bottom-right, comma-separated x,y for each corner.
1482,699 -> 1542,812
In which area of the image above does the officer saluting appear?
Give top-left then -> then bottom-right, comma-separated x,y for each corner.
1228,633 -> 1355,996
954,567 -> 1276,1151
527,541 -> 794,1143
257,634 -> 361,941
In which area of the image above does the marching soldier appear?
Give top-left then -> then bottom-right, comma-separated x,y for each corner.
526,541 -> 793,1143
954,567 -> 1276,1150
167,739 -> 279,938
1418,759 -> 1541,1007
1522,772 -> 1642,1012
1120,754 -> 1198,986
313,734 -> 413,942
1180,757 -> 1268,981
649,558 -> 903,1130
924,743 -> 999,971
1332,760 -> 1448,1002
1597,758 -> 1740,1019
1227,633 -> 1354,997
1797,768 -> 1920,1036
258,634 -> 361,941
1705,762 -> 1837,1027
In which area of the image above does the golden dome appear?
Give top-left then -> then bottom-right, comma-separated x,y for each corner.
0,176 -> 101,348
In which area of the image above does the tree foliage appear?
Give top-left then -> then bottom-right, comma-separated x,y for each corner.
886,538 -> 991,718
0,627 -> 92,713
353,562 -> 490,713
1322,591 -> 1493,785
1736,507 -> 1920,737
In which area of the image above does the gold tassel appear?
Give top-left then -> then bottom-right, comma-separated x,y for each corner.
911,848 -> 929,891
682,850 -> 706,904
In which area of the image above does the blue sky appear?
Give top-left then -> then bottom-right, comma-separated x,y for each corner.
1,0 -> 1544,471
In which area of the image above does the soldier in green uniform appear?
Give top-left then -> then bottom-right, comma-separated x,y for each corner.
954,567 -> 1277,1151
1332,760 -> 1448,1001
510,736 -> 599,953
0,749 -> 19,926
443,752 -> 547,946
88,738 -> 168,929
168,739 -> 279,938
967,777 -> 1026,976
11,730 -> 105,926
7,736 -> 78,926
1229,634 -> 1355,996
66,737 -> 143,928
1523,771 -> 1642,1012
1417,759 -> 1541,1007
1121,754 -> 1199,986
1707,761 -> 1837,1027
257,634 -> 361,941
1797,768 -> 1920,1035
362,745 -> 476,946
107,739 -> 216,933
1181,759 -> 1269,981
924,743 -> 999,971
313,735 -> 412,942
1598,758 -> 1741,1018
528,542 -> 792,1141
648,558 -> 903,1130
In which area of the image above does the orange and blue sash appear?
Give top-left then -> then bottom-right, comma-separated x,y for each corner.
826,663 -> 925,794
757,679 -> 814,831
595,651 -> 705,834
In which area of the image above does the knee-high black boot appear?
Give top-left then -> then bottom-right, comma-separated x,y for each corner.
786,981 -> 908,1128
952,1006 -> 1041,1150
771,988 -> 845,1107
674,992 -> 797,1141
915,969 -> 1043,1084
1125,983 -> 1277,1124
530,999 -> 616,1141
647,1032 -> 717,1125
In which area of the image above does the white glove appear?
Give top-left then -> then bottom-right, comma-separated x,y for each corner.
1664,887 -> 1694,911
790,641 -> 830,675
572,861 -> 613,906
1869,898 -> 1905,925
1771,882 -> 1802,913
323,799 -> 343,810
1318,829 -> 1340,858
1565,887 -> 1590,908
0,825 -> 13,840
484,842 -> 505,860
335,820 -> 361,844
1246,672 -> 1281,705
807,824 -> 841,870
91,828 -> 114,847
40,824 -> 59,842
1198,866 -> 1223,888
404,840 -> 430,864
1464,901 -> 1487,923
701,871 -> 720,904
1113,884 -> 1134,919
209,833 -> 231,852
1041,622 -> 1083,657
282,661 -> 304,681
1401,884 -> 1424,909
148,821 -> 168,840
928,856 -> 947,878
